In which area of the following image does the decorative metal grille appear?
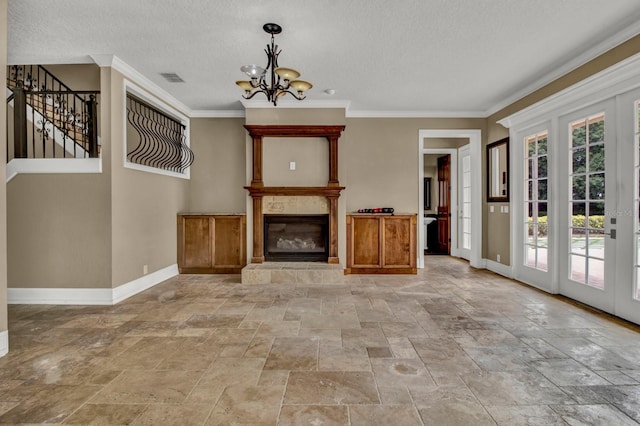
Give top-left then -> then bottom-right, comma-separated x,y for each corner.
126,94 -> 193,174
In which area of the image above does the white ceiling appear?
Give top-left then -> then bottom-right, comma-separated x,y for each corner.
8,0 -> 640,116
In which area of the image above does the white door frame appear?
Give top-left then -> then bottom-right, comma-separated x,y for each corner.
418,129 -> 483,269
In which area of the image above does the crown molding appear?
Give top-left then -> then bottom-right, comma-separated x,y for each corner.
90,54 -> 193,117
346,110 -> 486,118
498,51 -> 640,129
240,99 -> 351,110
190,110 -> 246,118
6,54 -> 94,65
486,20 -> 640,117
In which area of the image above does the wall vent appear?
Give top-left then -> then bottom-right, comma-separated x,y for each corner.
160,72 -> 185,83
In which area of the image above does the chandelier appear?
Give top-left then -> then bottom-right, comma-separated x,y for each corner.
236,23 -> 312,106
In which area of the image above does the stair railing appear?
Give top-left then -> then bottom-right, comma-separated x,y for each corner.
6,65 -> 100,160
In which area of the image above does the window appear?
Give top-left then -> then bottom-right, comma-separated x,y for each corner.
569,113 -> 605,288
524,131 -> 548,271
124,81 -> 193,178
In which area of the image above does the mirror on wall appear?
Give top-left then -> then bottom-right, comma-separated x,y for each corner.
423,177 -> 431,210
487,137 -> 509,202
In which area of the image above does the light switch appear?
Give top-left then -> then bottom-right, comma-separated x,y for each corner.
489,206 -> 494,213
289,161 -> 296,170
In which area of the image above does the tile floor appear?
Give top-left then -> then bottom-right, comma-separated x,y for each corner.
1,256 -> 640,424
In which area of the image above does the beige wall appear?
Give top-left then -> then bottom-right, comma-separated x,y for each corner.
0,0 -> 7,332
263,137 -> 329,186
7,174 -> 111,288
485,34 -> 640,266
245,108 -> 346,126
188,118 -> 246,213
109,69 -> 189,288
344,118 -> 485,214
42,64 -> 100,91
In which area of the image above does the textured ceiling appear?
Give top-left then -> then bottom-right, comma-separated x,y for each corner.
8,0 -> 640,115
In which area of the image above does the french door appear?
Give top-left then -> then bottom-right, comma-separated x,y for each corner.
558,101 -> 616,312
508,59 -> 640,325
557,95 -> 640,324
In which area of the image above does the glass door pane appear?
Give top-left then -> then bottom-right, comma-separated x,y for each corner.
462,154 -> 471,250
569,113 -> 606,288
524,131 -> 548,271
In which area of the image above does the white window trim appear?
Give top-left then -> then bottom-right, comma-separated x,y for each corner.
122,79 -> 191,179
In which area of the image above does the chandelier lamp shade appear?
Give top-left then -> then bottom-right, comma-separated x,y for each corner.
236,23 -> 312,106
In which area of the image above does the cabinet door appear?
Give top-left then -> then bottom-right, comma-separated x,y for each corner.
213,216 -> 245,268
351,216 -> 381,267
181,216 -> 213,268
382,216 -> 413,268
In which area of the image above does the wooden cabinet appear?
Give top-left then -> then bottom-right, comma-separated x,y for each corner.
177,214 -> 246,273
345,214 -> 417,274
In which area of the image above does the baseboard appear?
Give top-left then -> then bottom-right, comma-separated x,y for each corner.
485,259 -> 514,278
8,263 -> 179,306
0,330 -> 8,357
8,287 -> 113,305
112,264 -> 178,304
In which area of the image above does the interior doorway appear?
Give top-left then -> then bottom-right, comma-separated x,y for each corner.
418,130 -> 482,269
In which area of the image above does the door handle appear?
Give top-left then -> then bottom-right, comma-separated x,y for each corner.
604,229 -> 616,239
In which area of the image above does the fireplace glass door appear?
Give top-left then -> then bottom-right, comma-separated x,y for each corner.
264,215 -> 329,262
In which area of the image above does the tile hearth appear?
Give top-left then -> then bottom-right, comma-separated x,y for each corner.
2,256 -> 640,424
242,262 -> 344,285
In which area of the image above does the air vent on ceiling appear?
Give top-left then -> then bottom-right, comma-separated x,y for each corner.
160,72 -> 185,83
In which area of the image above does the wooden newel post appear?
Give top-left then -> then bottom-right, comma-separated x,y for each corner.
13,85 -> 27,159
87,95 -> 99,158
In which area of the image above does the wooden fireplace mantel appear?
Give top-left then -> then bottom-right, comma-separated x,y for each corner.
244,125 -> 346,264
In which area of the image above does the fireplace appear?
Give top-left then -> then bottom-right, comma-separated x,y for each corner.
244,125 -> 345,264
264,215 -> 329,262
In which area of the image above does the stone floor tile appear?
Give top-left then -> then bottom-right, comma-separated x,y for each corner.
264,336 -> 318,370
545,337 -> 638,371
461,370 -> 576,406
207,385 -> 283,425
411,337 -> 482,374
0,402 -> 18,417
530,358 -> 612,386
485,404 -> 566,425
367,346 -> 393,358
371,358 -> 436,388
64,403 -> 147,425
3,256 -> 640,424
0,384 -> 100,424
350,404 -> 423,426
198,357 -> 265,387
278,405 -> 349,425
283,371 -> 380,405
91,369 -> 202,404
464,346 -> 543,371
132,403 -> 213,426
550,403 -> 639,425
